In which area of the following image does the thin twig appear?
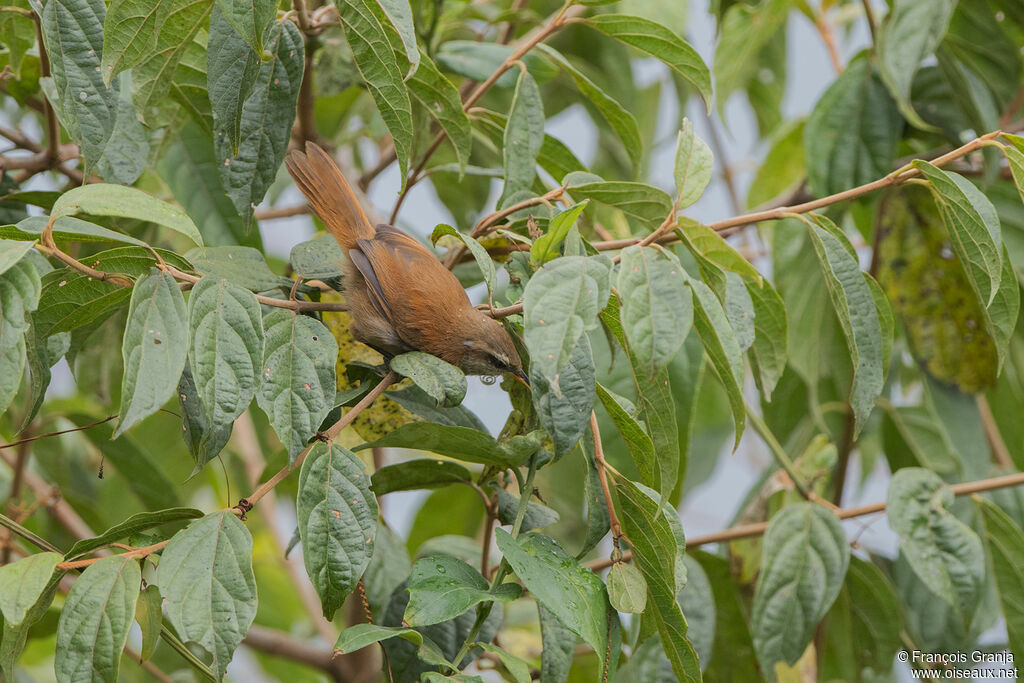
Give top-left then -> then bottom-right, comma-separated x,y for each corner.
589,412 -> 622,545
584,470 -> 1024,571
861,0 -> 878,46
814,9 -> 844,74
978,395 -> 1014,469
0,415 -> 117,451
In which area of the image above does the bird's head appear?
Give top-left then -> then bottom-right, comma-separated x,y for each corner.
455,311 -> 528,386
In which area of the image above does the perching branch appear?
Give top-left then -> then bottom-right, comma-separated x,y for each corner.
584,470 -> 1024,572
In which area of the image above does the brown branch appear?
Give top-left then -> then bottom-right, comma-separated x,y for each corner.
589,412 -> 622,546
861,0 -> 878,46
32,12 -> 59,163
978,395 -> 1014,469
244,625 -> 352,683
254,204 -> 312,221
234,371 -> 399,514
0,415 -> 117,451
813,9 -> 843,74
56,540 -> 169,570
585,470 -> 1024,572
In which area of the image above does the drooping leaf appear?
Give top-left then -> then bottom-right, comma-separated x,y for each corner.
595,382 -> 656,492
499,67 -> 545,206
538,602 -> 575,683
584,13 -> 711,109
337,0 -> 414,184
0,239 -> 32,277
495,530 -> 609,658
215,0 -> 275,55
158,511 -> 257,680
614,477 -> 701,683
257,310 -> 338,460
803,214 -> 884,435
886,468 -> 984,619
20,319 -> 70,429
539,45 -> 643,173
186,277 -> 263,470
751,503 -> 849,678
405,554 -> 521,626
523,255 -> 611,384
607,561 -> 647,614
135,585 -> 162,662
673,118 -> 713,208
531,334 -> 596,458
115,268 -> 189,437
687,277 -> 744,443
0,552 -> 62,626
207,4 -> 261,154
409,52 -> 471,176
52,184 -> 204,247
297,441 -> 378,617
978,498 -> 1024,664
0,258 -> 39,413
213,17 -> 304,223
618,246 -> 693,379
877,0 -> 957,129
804,55 -> 902,197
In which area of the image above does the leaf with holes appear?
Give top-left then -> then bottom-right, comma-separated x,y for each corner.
297,441 -> 378,617
751,503 -> 849,678
257,310 -> 338,460
158,511 -> 257,680
115,268 -> 189,437
54,556 -> 141,683
186,277 -> 263,470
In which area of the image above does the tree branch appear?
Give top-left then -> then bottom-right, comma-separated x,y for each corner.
584,470 -> 1024,572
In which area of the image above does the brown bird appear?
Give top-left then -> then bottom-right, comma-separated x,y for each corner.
285,142 -> 527,384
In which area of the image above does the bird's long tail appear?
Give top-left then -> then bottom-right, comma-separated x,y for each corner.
285,142 -> 374,251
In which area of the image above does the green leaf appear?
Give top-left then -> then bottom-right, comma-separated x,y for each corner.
435,41 -> 557,87
913,161 -> 1003,309
751,503 -> 849,678
614,478 -> 700,683
803,214 -> 884,435
745,278 -> 787,399
539,45 -> 643,174
20,318 -> 69,428
687,277 -> 744,444
337,0 -> 414,184
257,310 -> 338,460
530,201 -> 588,266
385,384 -> 488,431
1005,141 -> 1024,208
405,554 -> 521,626
618,246 -> 693,378
358,423 -> 536,468
887,468 -> 984,618
712,0 -> 789,111
158,510 -> 257,680
333,623 -> 424,653
499,67 -> 545,205
595,382 -> 657,492
820,556 -> 899,682
0,239 -> 32,277
523,255 -> 611,384
566,180 -> 673,231
978,498 -> 1024,664
159,121 -> 259,248
538,602 -> 575,683
877,0 -> 956,130
65,507 -> 204,561
290,235 -> 344,280
186,277 -> 263,470
607,561 -> 647,614
135,585 -> 162,661
371,459 -> 472,495
408,52 -> 471,176
495,529 -> 609,658
673,118 -> 713,207
55,556 -> 141,683
297,441 -> 378,617
0,552 -> 62,626
208,4 -> 261,154
531,334 -> 596,458
41,0 -> 147,184
0,258 -> 38,413
491,484 -> 559,531
115,268 -> 189,437
430,224 -> 496,299
678,554 -> 715,667
583,14 -> 711,109
216,0 -> 275,55
100,0 -> 163,83
4,215 -> 148,247
131,0 -> 213,125
186,245 -> 293,292
747,120 -> 805,208
214,18 -> 304,224
804,55 -> 902,197
52,184 -> 204,247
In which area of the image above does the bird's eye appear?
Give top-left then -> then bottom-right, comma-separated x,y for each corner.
489,354 -> 509,370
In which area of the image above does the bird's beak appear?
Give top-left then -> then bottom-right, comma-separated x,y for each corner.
511,368 -> 530,388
